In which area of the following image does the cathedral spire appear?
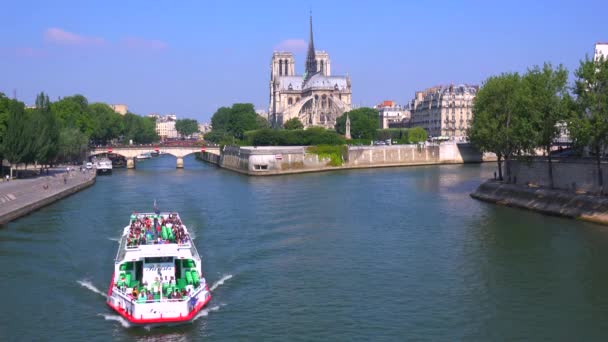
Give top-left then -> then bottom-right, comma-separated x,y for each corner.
304,13 -> 317,81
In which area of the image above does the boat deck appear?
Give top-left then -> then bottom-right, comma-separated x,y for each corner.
125,212 -> 191,247
114,259 -> 206,304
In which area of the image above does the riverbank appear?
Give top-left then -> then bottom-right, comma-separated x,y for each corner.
196,143 -> 496,176
470,180 -> 608,225
0,170 -> 96,225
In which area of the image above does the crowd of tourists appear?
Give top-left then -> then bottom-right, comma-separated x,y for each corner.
126,213 -> 190,247
116,275 -> 194,302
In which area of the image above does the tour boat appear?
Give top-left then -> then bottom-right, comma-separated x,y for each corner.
96,158 -> 113,175
106,212 -> 211,326
136,153 -> 152,160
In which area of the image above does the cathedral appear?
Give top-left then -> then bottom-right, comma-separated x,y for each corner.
269,16 -> 352,129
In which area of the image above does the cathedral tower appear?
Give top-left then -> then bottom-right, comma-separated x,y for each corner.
304,14 -> 318,81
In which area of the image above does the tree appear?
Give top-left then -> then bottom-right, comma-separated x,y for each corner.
175,119 -> 199,139
283,118 -> 304,130
122,113 -> 159,144
408,127 -> 428,143
89,103 -> 124,145
57,127 -> 88,162
2,99 -> 29,177
468,72 -> 535,181
209,103 -> 263,140
0,93 -> 15,163
335,108 -> 379,140
523,63 -> 569,188
570,55 -> 608,191
51,94 -> 94,135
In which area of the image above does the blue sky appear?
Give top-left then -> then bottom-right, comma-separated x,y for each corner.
1,0 -> 606,122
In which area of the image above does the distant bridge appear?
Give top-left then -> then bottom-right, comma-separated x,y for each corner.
89,146 -> 220,168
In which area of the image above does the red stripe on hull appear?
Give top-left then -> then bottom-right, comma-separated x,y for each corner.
106,273 -> 212,325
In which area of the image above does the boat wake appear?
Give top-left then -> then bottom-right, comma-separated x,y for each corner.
107,237 -> 120,242
192,305 -> 221,322
210,274 -> 233,292
98,313 -> 131,328
78,280 -> 107,299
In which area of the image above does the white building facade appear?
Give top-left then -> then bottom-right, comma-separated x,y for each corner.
409,84 -> 478,139
376,100 -> 411,129
154,115 -> 179,140
595,42 -> 608,61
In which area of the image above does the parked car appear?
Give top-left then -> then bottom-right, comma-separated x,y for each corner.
86,162 -> 93,169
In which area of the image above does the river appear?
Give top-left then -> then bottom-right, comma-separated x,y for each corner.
2,155 -> 608,341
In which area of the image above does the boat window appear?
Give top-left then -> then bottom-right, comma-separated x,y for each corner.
144,256 -> 173,263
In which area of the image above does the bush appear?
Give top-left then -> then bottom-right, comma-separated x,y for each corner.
244,128 -> 345,146
306,145 -> 347,166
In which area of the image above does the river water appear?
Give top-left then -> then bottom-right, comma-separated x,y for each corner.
2,155 -> 608,341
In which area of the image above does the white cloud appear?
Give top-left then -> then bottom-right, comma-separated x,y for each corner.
44,27 -> 106,46
275,39 -> 307,52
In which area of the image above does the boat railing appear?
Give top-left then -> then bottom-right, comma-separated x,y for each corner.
112,277 -> 207,304
113,285 -> 207,304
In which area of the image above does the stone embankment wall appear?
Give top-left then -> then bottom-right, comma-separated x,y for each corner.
0,171 -> 96,225
195,151 -> 220,165
346,145 -> 440,166
471,180 -> 608,225
509,158 -> 608,193
199,143 -> 492,176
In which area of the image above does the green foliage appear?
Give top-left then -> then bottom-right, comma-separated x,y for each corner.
0,92 -> 160,169
0,93 -> 18,161
51,94 -> 94,135
521,63 -> 570,188
570,55 -> 608,187
469,72 -> 538,180
335,107 -> 379,139
2,99 -> 28,165
306,145 -> 347,166
204,130 -> 235,145
283,118 -> 304,130
31,108 -> 59,164
210,103 -> 265,139
244,127 -> 346,146
408,127 -> 428,143
122,114 -> 159,144
57,127 -> 88,162
89,103 -> 124,145
523,63 -> 569,149
175,118 -> 199,138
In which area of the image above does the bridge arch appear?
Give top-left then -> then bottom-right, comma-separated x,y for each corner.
87,146 -> 218,169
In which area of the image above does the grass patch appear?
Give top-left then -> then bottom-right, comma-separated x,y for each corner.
307,145 -> 347,167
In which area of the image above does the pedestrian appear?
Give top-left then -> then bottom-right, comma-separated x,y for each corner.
5,174 -> 9,182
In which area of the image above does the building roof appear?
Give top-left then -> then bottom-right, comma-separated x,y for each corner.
303,73 -> 348,90
278,76 -> 304,91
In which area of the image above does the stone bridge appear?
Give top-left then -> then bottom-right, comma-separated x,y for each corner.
89,146 -> 220,168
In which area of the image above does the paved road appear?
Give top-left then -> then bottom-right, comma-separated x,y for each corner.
0,168 -> 95,220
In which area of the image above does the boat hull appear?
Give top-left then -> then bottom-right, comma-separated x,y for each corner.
97,168 -> 112,175
106,278 -> 212,327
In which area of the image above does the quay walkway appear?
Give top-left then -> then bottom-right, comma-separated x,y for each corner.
0,169 -> 96,225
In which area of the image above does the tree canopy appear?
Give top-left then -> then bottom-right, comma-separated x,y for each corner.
208,103 -> 268,140
175,119 -> 199,138
570,55 -> 608,189
522,63 -> 570,188
335,107 -> 379,140
283,118 -> 304,130
0,92 -> 159,176
468,72 -> 537,180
